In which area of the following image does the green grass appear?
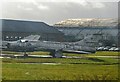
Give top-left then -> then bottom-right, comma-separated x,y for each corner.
2,58 -> 94,64
64,51 -> 119,57
2,57 -> 119,80
2,51 -> 50,55
2,57 -> 118,65
88,51 -> 119,56
2,51 -> 20,55
2,51 -> 119,80
2,63 -> 118,80
2,51 -> 119,56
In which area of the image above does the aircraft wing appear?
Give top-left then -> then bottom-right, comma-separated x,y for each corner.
63,50 -> 91,54
22,35 -> 40,41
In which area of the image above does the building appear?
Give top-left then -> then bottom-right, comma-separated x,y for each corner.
54,18 -> 118,47
2,19 -> 64,41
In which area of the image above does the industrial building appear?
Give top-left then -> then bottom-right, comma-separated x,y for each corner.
53,18 -> 118,47
54,27 -> 118,46
2,19 -> 64,41
1,18 -> 119,47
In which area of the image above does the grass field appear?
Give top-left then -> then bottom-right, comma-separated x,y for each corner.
2,51 -> 119,56
64,51 -> 119,56
2,51 -> 119,80
2,57 -> 118,64
2,63 -> 118,80
2,51 -> 50,55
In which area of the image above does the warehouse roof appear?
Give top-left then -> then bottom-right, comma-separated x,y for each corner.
2,19 -> 62,34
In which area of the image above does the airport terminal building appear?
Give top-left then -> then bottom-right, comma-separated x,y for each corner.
2,19 -> 64,41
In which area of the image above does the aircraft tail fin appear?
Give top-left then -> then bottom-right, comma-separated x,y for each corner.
74,35 -> 98,47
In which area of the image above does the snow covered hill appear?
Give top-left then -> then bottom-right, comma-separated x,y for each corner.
54,18 -> 118,28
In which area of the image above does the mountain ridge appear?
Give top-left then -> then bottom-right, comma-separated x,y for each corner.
54,18 -> 118,28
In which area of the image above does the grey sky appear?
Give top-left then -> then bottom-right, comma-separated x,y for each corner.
1,0 -> 118,25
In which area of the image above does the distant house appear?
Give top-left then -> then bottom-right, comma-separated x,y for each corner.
2,19 -> 64,41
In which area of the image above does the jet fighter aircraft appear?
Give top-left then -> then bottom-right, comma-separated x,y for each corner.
2,35 -> 97,58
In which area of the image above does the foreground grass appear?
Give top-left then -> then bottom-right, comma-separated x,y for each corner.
2,51 -> 119,80
2,63 -> 118,80
2,57 -> 119,80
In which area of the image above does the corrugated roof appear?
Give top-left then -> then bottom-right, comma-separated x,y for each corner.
1,19 -> 62,34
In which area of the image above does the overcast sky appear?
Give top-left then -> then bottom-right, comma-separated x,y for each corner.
0,0 -> 119,25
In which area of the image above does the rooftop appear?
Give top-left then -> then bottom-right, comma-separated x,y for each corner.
2,19 -> 62,34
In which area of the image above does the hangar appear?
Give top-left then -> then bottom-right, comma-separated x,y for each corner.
54,18 -> 118,47
2,19 -> 64,41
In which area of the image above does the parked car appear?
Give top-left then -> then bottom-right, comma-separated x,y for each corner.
109,47 -> 116,51
114,48 -> 120,51
103,46 -> 110,51
97,47 -> 104,51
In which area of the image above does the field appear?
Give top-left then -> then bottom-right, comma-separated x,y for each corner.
2,51 -> 119,56
1,51 -> 119,80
